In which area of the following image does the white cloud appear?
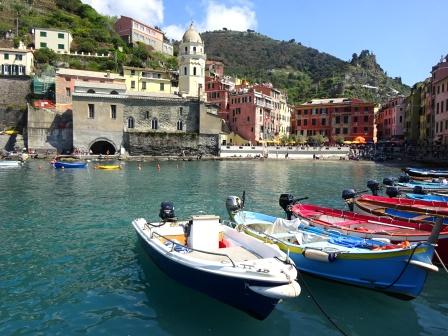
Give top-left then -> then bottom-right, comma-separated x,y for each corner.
163,24 -> 186,41
203,1 -> 257,32
82,0 -> 164,25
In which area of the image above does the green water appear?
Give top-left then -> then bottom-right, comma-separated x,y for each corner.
0,160 -> 447,335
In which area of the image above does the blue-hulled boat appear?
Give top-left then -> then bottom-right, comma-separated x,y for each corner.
404,167 -> 448,179
132,202 -> 301,320
226,196 -> 438,299
53,161 -> 87,169
405,193 -> 448,202
395,180 -> 448,194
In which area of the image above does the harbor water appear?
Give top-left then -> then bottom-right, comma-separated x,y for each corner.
0,160 -> 447,335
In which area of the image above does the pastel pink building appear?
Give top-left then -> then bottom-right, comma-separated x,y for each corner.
55,68 -> 125,112
432,59 -> 448,144
226,83 -> 283,144
114,16 -> 173,55
376,96 -> 405,141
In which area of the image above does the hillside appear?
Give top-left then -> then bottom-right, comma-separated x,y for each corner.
0,0 -> 177,72
0,1 -> 409,104
202,30 -> 410,104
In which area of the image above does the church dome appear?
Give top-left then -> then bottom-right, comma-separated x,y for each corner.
182,24 -> 202,44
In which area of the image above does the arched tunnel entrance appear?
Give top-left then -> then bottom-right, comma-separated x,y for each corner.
90,140 -> 116,155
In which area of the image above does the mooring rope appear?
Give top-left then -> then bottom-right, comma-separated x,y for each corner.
434,249 -> 448,273
294,265 -> 350,336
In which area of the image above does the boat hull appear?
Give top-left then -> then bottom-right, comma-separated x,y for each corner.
136,234 -> 282,320
404,167 -> 448,179
276,243 -> 432,299
292,203 -> 448,264
0,160 -> 22,167
96,165 -> 121,170
233,211 -> 435,298
405,193 -> 448,202
396,182 -> 448,193
53,161 -> 87,169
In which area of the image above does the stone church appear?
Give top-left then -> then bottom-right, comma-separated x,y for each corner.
28,24 -> 224,156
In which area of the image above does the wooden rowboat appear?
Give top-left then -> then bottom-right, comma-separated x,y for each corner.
227,203 -> 438,299
290,202 -> 448,264
95,165 -> 121,170
354,195 -> 448,222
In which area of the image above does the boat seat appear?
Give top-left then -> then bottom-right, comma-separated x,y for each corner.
333,220 -> 362,227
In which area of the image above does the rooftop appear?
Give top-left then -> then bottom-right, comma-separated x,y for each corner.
74,81 -> 127,91
34,28 -> 72,34
56,68 -> 125,80
0,48 -> 33,53
122,66 -> 169,73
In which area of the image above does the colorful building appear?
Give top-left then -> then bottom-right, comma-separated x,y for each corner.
293,98 -> 375,143
404,84 -> 422,144
0,46 -> 34,76
55,68 -> 125,112
33,28 -> 72,54
224,83 -> 290,144
419,78 -> 433,143
114,16 -> 173,55
432,58 -> 448,144
376,96 -> 405,141
122,66 -> 172,94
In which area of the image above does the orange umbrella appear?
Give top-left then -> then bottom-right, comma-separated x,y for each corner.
354,136 -> 366,144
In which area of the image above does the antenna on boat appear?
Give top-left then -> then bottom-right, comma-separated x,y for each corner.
241,191 -> 246,209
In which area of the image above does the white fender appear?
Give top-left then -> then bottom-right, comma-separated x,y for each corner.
408,260 -> 439,272
248,281 -> 301,299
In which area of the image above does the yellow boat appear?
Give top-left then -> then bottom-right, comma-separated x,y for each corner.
95,165 -> 121,170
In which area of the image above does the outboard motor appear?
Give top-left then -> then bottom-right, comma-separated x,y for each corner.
159,201 -> 176,221
226,196 -> 243,215
385,186 -> 400,198
383,177 -> 396,186
413,185 -> 427,195
279,193 -> 295,220
367,180 -> 380,196
341,189 -> 356,212
398,174 -> 410,183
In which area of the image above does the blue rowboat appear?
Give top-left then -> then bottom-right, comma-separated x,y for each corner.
226,198 -> 438,299
395,181 -> 448,193
132,204 -> 301,320
405,193 -> 448,202
404,167 -> 448,179
53,161 -> 87,169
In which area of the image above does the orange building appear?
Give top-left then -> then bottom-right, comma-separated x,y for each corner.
292,98 -> 375,143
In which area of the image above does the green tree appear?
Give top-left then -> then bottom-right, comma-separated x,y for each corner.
296,135 -> 307,144
335,135 -> 345,145
34,48 -> 58,64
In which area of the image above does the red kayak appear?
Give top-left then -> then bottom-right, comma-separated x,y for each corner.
292,203 -> 448,264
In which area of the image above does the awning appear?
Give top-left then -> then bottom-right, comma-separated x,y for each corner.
354,136 -> 366,144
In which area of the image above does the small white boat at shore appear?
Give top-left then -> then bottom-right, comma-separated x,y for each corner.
0,160 -> 23,167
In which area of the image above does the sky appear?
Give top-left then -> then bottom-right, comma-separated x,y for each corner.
82,0 -> 448,86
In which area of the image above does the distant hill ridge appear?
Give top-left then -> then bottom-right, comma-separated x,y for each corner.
0,1 -> 410,104
201,30 -> 410,103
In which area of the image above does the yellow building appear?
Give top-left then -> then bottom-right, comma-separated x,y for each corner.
34,28 -> 72,54
122,66 -> 172,94
0,46 -> 34,76
278,94 -> 291,139
221,132 -> 250,146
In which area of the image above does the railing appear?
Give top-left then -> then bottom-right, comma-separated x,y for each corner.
150,230 -> 237,267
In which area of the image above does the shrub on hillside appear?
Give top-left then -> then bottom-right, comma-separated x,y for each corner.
34,48 -> 58,64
